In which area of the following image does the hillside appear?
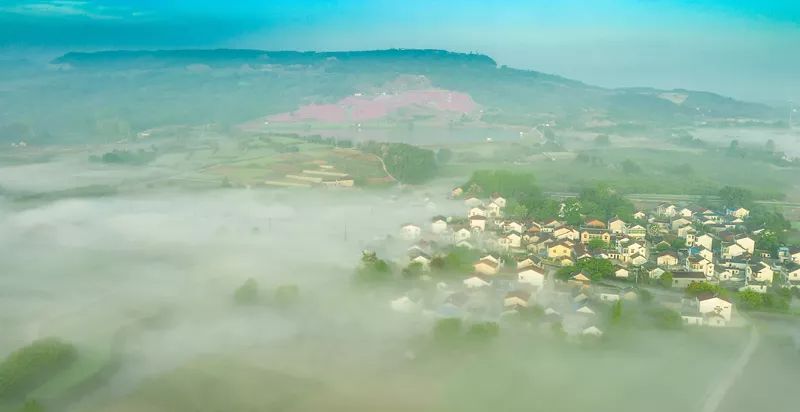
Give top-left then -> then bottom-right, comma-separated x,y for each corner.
0,49 -> 783,143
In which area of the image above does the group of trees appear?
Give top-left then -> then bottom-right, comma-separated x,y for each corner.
555,258 -> 615,281
89,148 -> 158,165
360,142 -> 437,184
432,318 -> 500,346
0,338 -> 76,400
354,251 -> 393,284
233,278 -> 300,307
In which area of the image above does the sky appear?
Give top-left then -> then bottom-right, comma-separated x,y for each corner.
1,0 -> 799,102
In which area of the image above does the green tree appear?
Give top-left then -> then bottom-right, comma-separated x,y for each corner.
273,284 -> 300,308
638,288 -> 654,304
436,148 -> 453,164
621,159 -> 642,174
466,322 -> 500,343
594,134 -> 611,146
659,272 -> 673,289
401,261 -> 425,279
647,307 -> 682,329
433,318 -> 463,343
610,301 -> 623,325
587,238 -> 608,251
19,400 -> 44,412
685,281 -> 728,299
355,251 -> 393,284
736,290 -> 765,311
0,338 -> 76,399
718,186 -> 753,209
234,278 -> 259,305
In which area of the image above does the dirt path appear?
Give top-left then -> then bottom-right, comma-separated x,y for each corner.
700,326 -> 760,412
372,154 -> 397,182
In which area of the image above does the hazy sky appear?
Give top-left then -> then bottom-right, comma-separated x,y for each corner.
1,0 -> 799,102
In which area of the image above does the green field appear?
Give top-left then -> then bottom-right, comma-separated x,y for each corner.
438,142 -> 798,200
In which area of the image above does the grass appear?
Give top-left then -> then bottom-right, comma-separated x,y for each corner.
29,346 -> 116,404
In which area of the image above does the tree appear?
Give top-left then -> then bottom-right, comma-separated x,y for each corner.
234,278 -> 259,305
594,134 -> 611,146
436,148 -> 453,164
621,159 -> 642,174
727,139 -> 740,156
466,322 -> 500,343
638,288 -> 654,304
587,238 -> 608,251
19,400 -> 45,412
401,261 -> 425,279
433,318 -> 463,343
647,307 -> 682,329
718,186 -> 753,209
659,272 -> 673,289
355,251 -> 393,284
0,338 -> 76,399
555,258 -> 614,281
610,301 -> 623,325
685,281 -> 728,299
273,284 -> 300,308
765,139 -> 776,152
736,290 -> 764,311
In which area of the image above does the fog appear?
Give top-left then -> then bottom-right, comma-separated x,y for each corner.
2,2 -> 800,411
0,159 -> 796,412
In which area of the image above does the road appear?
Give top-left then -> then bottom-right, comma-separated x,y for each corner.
700,326 -> 761,412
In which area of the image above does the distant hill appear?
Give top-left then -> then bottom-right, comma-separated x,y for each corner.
0,49 -> 784,143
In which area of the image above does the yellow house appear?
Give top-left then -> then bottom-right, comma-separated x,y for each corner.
547,242 -> 572,259
580,229 -> 611,244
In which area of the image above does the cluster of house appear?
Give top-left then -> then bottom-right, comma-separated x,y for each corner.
392,193 -> 800,330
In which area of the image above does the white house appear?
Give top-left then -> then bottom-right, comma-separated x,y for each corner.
469,216 -> 487,231
464,197 -> 483,207
454,227 -> 471,242
735,236 -> 755,254
463,276 -> 491,289
431,217 -> 448,234
722,242 -> 746,259
695,234 -> 714,250
608,218 -> 626,234
486,202 -> 502,218
468,207 -> 487,218
491,196 -> 507,209
390,296 -> 419,313
614,267 -> 630,279
518,266 -> 545,289
698,296 -> 733,322
749,261 -> 774,283
401,224 -> 421,240
582,326 -> 603,336
505,221 -> 524,233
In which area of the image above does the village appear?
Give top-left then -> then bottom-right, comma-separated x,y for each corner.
379,188 -> 800,339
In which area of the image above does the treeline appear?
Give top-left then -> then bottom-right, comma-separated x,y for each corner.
0,338 -> 76,400
461,171 -> 635,223
89,148 -> 158,165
